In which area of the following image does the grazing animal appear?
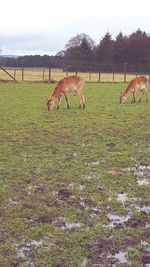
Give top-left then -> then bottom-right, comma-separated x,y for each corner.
46,75 -> 85,111
120,76 -> 149,104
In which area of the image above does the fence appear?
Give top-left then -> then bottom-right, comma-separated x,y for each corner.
0,66 -> 149,83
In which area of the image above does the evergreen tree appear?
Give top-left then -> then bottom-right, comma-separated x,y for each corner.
113,32 -> 128,69
127,29 -> 150,71
96,32 -> 114,71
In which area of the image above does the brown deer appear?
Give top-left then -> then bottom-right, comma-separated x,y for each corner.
46,75 -> 85,111
120,76 -> 148,104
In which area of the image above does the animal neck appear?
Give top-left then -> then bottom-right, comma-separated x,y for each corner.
51,86 -> 61,98
123,84 -> 131,97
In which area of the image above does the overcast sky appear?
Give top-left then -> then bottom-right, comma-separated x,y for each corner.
0,0 -> 150,56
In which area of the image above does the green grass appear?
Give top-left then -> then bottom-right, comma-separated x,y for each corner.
0,82 -> 150,267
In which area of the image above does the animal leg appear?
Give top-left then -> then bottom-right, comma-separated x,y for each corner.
56,96 -> 62,110
138,91 -> 144,103
132,91 -> 136,103
76,87 -> 85,108
139,90 -> 148,103
80,92 -> 85,108
64,93 -> 70,109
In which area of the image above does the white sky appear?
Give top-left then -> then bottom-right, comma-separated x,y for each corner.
0,0 -> 150,55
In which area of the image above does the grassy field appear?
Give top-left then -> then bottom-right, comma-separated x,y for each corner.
0,67 -> 143,83
0,81 -> 150,267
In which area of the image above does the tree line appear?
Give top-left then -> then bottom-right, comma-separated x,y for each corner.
0,29 -> 150,73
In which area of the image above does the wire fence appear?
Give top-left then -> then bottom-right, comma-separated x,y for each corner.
0,67 -> 150,83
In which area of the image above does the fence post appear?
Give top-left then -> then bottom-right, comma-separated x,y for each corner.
22,59 -> 24,81
112,64 -> 115,82
98,72 -> 101,82
124,62 -> 127,83
112,72 -> 115,82
48,67 -> 51,81
42,68 -> 45,80
48,57 -> 51,82
14,69 -> 16,80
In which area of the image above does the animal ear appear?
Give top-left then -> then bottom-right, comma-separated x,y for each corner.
120,92 -> 123,96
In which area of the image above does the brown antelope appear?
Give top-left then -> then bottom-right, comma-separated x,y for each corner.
120,76 -> 149,104
46,75 -> 85,111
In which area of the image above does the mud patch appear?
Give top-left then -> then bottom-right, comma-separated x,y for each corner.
106,142 -> 116,150
125,217 -> 147,228
58,188 -> 73,200
16,240 -> 43,267
86,237 -> 131,266
37,214 -> 53,224
86,235 -> 150,266
141,241 -> 150,266
107,213 -> 131,228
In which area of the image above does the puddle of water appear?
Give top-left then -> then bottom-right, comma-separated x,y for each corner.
86,161 -> 100,166
146,223 -> 150,228
17,239 -> 43,266
140,206 -> 150,214
62,222 -> 82,230
69,183 -> 85,191
90,208 -> 100,217
28,240 -> 43,247
131,197 -> 142,201
137,164 -> 150,171
81,257 -> 88,267
17,240 -> 43,256
114,251 -> 128,264
79,200 -> 86,207
141,241 -> 150,252
83,174 -> 99,181
107,214 -> 131,227
129,202 -> 150,215
137,178 -> 149,185
124,163 -> 150,177
117,193 -> 128,204
80,143 -> 90,147
17,246 -> 30,259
